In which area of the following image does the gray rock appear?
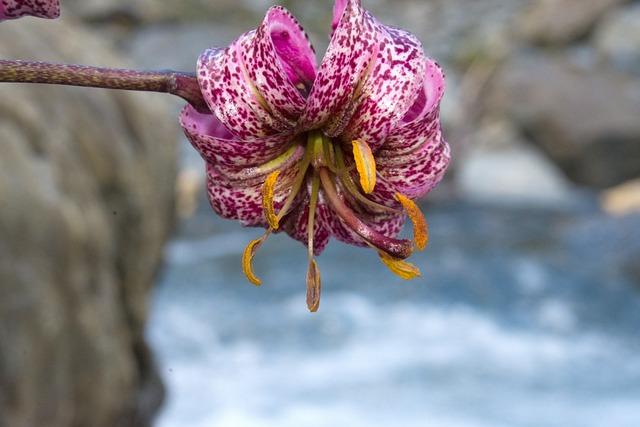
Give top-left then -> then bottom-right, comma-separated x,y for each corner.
518,0 -> 629,46
126,24 -> 237,72
486,52 -> 640,189
595,3 -> 640,75
61,0 -> 530,69
600,178 -> 640,216
62,0 -> 262,24
456,121 -> 575,206
0,18 -> 177,427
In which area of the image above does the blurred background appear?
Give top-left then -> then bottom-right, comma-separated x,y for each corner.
1,0 -> 639,426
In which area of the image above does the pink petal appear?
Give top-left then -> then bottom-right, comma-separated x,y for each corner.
339,23 -> 426,151
381,58 -> 446,154
298,0 -> 377,134
197,44 -> 289,140
206,155 -> 302,228
243,6 -> 317,123
180,104 -> 295,168
332,0 -> 349,32
0,0 -> 59,20
365,58 -> 449,202
376,130 -> 451,200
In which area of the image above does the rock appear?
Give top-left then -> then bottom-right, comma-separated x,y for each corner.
176,168 -> 205,220
456,121 -> 575,206
59,0 -> 532,68
62,0 -> 261,24
595,3 -> 640,75
601,179 -> 640,216
486,52 -> 640,189
0,18 -> 177,427
126,24 -> 237,72
518,0 -> 628,46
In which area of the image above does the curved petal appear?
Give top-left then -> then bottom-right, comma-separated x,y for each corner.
243,6 -> 317,124
0,0 -> 59,20
379,58 -> 445,155
339,23 -> 426,151
180,104 -> 294,168
376,131 -> 451,200
370,57 -> 449,201
298,0 -> 377,134
206,156 -> 301,228
197,44 -> 288,139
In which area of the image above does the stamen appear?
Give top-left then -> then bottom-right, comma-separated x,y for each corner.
378,251 -> 422,280
395,193 -> 429,251
335,147 -> 400,215
306,173 -> 322,312
262,170 -> 281,230
352,140 -> 376,194
306,259 -> 321,312
242,232 -> 271,286
319,167 -> 413,259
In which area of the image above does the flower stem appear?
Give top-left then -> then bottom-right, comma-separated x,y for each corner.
0,60 -> 209,112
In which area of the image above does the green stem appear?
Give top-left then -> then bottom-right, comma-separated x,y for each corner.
0,60 -> 209,113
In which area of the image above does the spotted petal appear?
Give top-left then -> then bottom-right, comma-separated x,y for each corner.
355,58 -> 449,204
180,104 -> 294,168
376,132 -> 450,200
244,6 -> 317,124
298,0 -> 377,134
380,58 -> 446,155
206,155 -> 302,228
197,45 -> 287,139
0,0 -> 59,20
339,22 -> 426,151
197,6 -> 317,141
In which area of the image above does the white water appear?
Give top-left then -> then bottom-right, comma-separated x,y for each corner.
149,209 -> 640,427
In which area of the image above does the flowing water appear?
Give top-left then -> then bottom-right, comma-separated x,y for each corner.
149,201 -> 640,427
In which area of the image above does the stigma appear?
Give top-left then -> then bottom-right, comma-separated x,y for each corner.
241,130 -> 430,311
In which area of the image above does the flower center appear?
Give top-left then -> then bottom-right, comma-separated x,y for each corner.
242,130 -> 429,311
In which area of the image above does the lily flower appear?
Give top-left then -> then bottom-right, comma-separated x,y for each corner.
181,0 -> 450,311
0,0 -> 60,21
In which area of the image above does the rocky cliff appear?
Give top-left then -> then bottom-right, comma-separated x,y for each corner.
0,18 -> 177,427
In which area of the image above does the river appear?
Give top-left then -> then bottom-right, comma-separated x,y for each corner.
149,200 -> 640,427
